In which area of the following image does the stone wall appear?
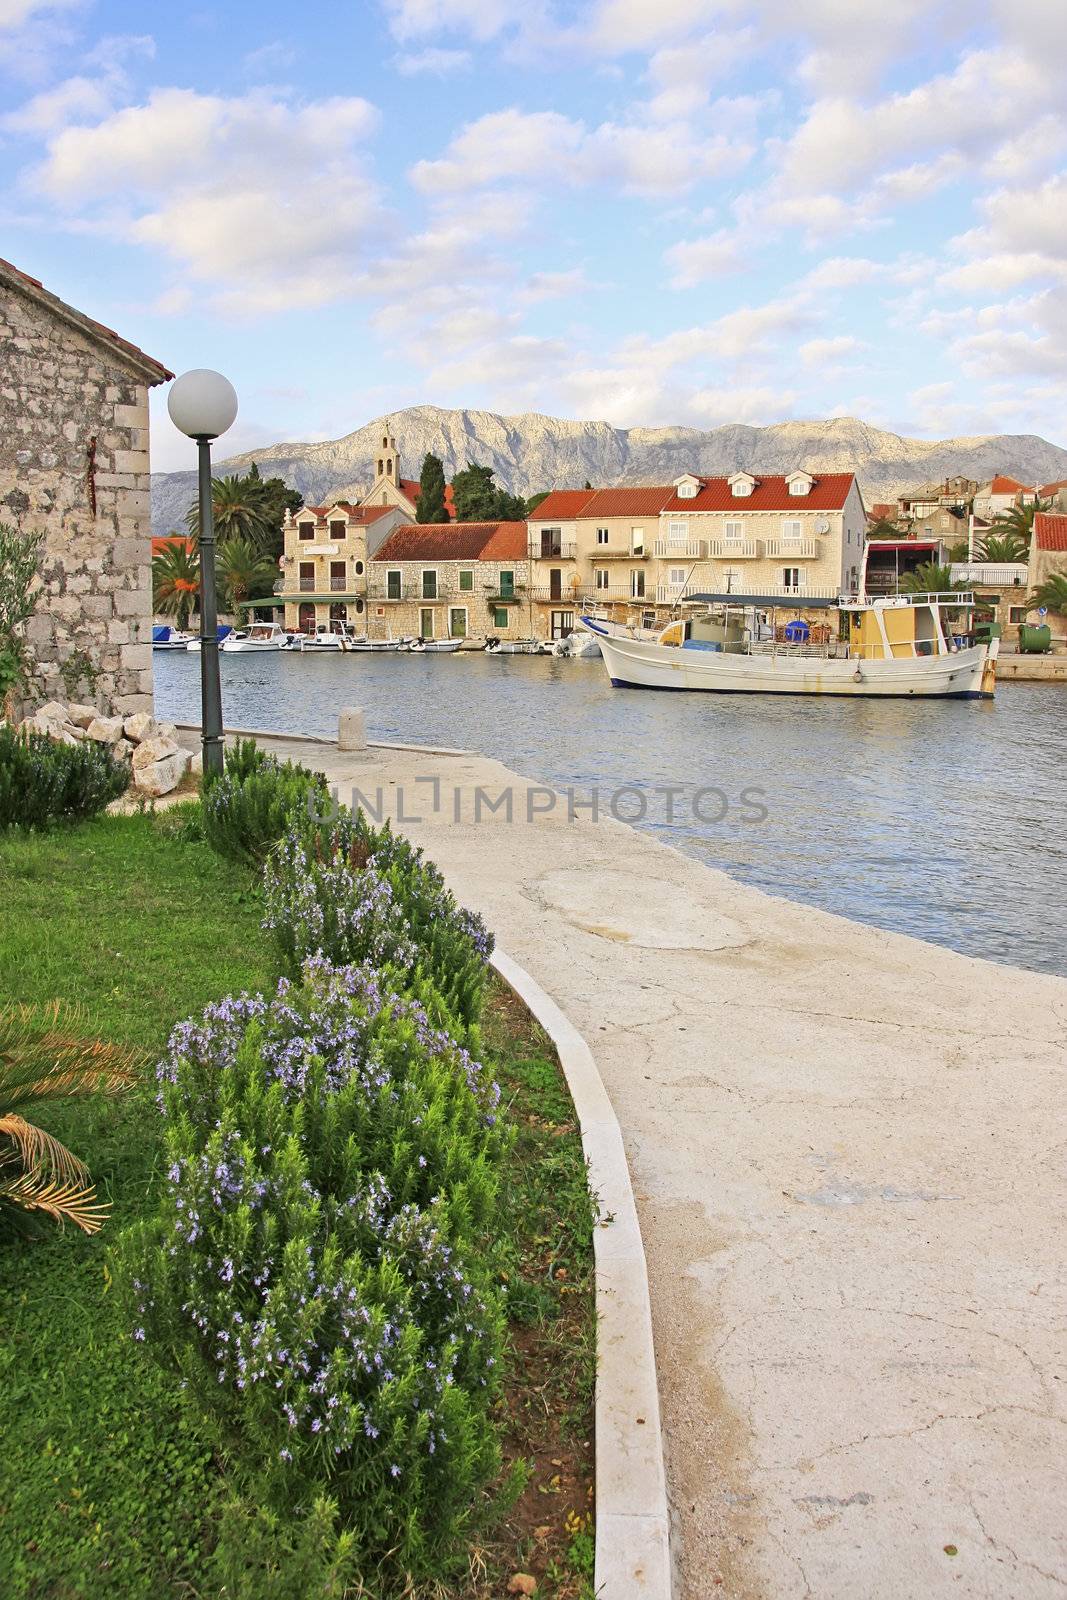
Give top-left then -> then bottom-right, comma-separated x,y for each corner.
0,278 -> 158,717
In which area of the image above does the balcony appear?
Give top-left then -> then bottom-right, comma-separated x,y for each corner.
653,539 -> 705,558
580,586 -> 643,603
705,539 -> 762,559
589,547 -> 650,560
531,584 -> 581,602
949,562 -> 1028,587
764,540 -> 819,558
656,581 -> 841,604
529,540 -> 576,560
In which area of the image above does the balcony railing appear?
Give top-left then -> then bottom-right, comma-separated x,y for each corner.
656,582 -> 840,604
589,547 -> 650,560
531,585 -> 580,602
653,539 -> 705,558
299,576 -> 315,592
529,540 -> 576,560
579,586 -> 646,603
705,539 -> 761,559
764,540 -> 819,558
949,563 -> 1028,586
367,585 -> 405,601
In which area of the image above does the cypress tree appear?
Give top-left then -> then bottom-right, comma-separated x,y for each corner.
416,452 -> 449,523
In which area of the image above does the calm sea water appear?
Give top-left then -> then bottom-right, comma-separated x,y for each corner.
155,650 -> 1067,978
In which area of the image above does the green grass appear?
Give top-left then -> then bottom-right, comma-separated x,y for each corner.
0,812 -> 596,1600
0,813 -> 277,1600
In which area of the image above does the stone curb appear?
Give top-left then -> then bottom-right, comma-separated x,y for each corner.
490,948 -> 673,1600
173,721 -> 473,757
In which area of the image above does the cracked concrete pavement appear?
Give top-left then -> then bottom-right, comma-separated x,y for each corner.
214,733 -> 1067,1599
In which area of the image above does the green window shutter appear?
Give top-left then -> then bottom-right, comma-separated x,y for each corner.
459,570 -> 473,592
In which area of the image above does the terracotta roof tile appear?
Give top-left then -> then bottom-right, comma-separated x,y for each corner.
581,487 -> 677,517
478,521 -> 528,560
989,474 -> 1029,494
528,489 -> 597,520
1034,513 -> 1067,552
0,255 -> 172,383
663,472 -> 855,512
305,502 -> 399,525
373,521 -> 508,562
1039,479 -> 1067,496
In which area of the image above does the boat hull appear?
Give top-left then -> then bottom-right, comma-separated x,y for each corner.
589,628 -> 996,698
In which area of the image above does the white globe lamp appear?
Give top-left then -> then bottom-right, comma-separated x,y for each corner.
167,368 -> 238,441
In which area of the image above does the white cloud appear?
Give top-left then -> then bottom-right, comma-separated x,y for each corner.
800,335 -> 864,366
518,268 -> 595,303
411,108 -> 583,191
0,0 -> 78,26
664,228 -> 746,287
382,0 -> 530,43
646,28 -> 755,120
393,46 -> 471,74
30,88 -> 383,310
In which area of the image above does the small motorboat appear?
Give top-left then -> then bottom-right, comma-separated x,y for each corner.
152,625 -> 194,651
298,622 -> 363,652
551,632 -> 601,658
408,637 -> 465,653
345,636 -> 406,653
485,637 -> 541,655
220,621 -> 290,653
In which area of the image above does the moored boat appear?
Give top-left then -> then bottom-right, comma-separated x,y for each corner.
409,637 -> 465,653
152,625 -> 194,651
220,621 -> 290,653
297,621 -> 363,652
484,637 -> 541,655
582,591 -> 999,699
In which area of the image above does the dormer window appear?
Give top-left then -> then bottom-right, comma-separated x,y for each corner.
678,482 -> 697,499
674,473 -> 702,500
786,471 -> 814,497
329,521 -> 346,540
298,520 -> 316,541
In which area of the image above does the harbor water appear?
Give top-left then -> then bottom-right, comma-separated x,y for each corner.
154,649 -> 1066,978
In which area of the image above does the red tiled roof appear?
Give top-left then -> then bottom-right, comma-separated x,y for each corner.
989,475 -> 1029,494
303,502 -> 400,525
1039,479 -> 1067,496
581,487 -> 678,517
1034,513 -> 1067,552
663,473 -> 855,512
478,521 -> 528,560
0,256 -> 172,383
373,521 -> 511,562
528,489 -> 597,520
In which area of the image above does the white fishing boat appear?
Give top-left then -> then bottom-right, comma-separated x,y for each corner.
346,637 -> 405,653
219,621 -> 290,653
152,625 -> 194,651
409,637 -> 465,653
485,637 -> 541,655
582,591 -> 999,699
297,621 -> 362,652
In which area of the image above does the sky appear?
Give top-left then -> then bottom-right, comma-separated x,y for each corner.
1,0 -> 1065,474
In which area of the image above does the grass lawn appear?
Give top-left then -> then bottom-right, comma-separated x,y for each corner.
0,811 -> 594,1599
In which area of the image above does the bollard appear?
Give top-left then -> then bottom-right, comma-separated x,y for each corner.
338,706 -> 368,752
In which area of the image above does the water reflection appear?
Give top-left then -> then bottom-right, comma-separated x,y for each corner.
154,651 -> 1066,977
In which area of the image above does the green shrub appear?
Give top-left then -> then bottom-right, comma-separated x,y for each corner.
202,739 -> 327,864
0,725 -> 128,829
263,810 -> 493,1031
116,956 -> 509,1580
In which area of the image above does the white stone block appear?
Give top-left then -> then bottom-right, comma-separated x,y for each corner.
133,749 -> 190,798
123,711 -> 158,743
338,706 -> 367,751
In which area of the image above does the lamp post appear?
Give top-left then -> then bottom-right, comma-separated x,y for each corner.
167,369 -> 238,779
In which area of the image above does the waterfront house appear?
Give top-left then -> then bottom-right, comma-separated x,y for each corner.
0,255 -> 172,716
369,521 -> 529,643
276,501 -> 409,634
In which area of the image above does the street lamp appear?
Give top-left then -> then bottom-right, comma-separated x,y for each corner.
167,369 -> 238,779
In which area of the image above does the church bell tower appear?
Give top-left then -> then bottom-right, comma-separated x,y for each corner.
376,422 -> 399,486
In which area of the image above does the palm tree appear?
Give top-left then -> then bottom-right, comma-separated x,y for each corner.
898,561 -> 971,596
976,531 -> 1030,563
185,474 -> 272,550
1028,572 -> 1067,617
152,538 -> 200,629
1,1002 -> 143,1236
991,495 -> 1051,545
216,537 -> 277,615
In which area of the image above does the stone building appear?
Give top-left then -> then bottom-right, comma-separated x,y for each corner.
369,522 -> 530,642
0,257 -> 172,717
275,500 -> 410,633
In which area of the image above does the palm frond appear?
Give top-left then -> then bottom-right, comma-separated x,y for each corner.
0,1000 -> 146,1111
0,1112 -> 89,1183
0,1165 -> 110,1233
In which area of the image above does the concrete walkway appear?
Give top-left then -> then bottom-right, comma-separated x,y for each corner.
213,731 -> 1066,1599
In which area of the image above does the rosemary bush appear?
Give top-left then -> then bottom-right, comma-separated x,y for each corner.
263,810 -> 494,1032
116,956 -> 508,1577
202,739 -> 327,865
0,725 -> 128,829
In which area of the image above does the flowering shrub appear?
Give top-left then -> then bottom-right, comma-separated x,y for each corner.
116,957 -> 508,1575
202,739 -> 327,865
0,724 -> 128,829
264,810 -> 493,1033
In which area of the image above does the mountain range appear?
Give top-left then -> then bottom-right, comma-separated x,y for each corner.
150,406 -> 1067,534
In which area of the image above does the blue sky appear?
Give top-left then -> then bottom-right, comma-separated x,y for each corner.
1,0 -> 1064,473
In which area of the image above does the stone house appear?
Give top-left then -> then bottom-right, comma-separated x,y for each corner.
369,522 -> 530,642
275,501 -> 410,634
0,256 -> 172,717
1029,513 -> 1067,640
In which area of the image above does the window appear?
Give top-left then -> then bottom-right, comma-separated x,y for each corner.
354,560 -> 364,576
631,526 -> 645,554
499,570 -> 515,598
419,608 -> 435,639
1009,606 -> 1026,622
492,605 -> 509,628
330,560 -> 346,591
732,480 -> 752,497
298,521 -> 316,541
789,478 -> 810,496
329,521 -> 346,540
596,527 -> 609,545
421,569 -> 437,599
668,567 -> 687,587
723,520 -> 744,543
299,561 -> 315,592
551,609 -> 574,639
781,519 -> 803,543
449,607 -> 467,638
386,569 -> 402,600
594,568 -> 610,590
678,482 -> 697,498
782,567 -> 802,590
667,521 -> 688,542
631,569 -> 646,598
459,569 -> 474,592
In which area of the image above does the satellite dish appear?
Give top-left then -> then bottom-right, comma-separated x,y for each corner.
815,518 -> 831,534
